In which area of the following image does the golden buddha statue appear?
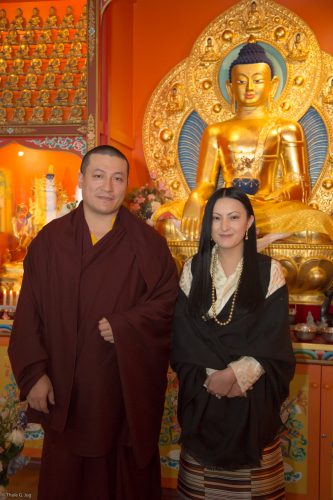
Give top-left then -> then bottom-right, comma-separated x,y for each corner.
27,7 -> 42,29
68,105 -> 83,123
1,44 -> 12,60
30,58 -> 43,74
12,107 -> 26,123
33,43 -> 47,58
0,107 -> 6,124
74,28 -> 86,42
17,43 -> 30,59
47,57 -> 61,73
49,105 -> 63,122
5,73 -> 19,90
41,72 -> 55,89
167,83 -> 185,115
61,72 -> 74,89
16,89 -> 32,107
35,89 -> 50,106
64,57 -> 78,73
246,1 -> 263,32
200,37 -> 219,63
54,87 -> 69,106
1,90 -> 13,107
154,42 -> 333,243
0,58 -> 8,75
0,9 -> 9,30
73,87 -> 87,106
13,58 -> 25,75
39,30 -> 53,44
287,32 -> 308,62
22,30 -> 35,45
52,42 -> 65,58
41,72 -> 56,89
30,106 -> 44,123
56,28 -> 70,43
323,78 -> 333,105
23,71 -> 38,90
78,67 -> 87,88
5,29 -> 18,45
10,8 -> 26,30
61,6 -> 74,28
76,5 -> 87,29
68,41 -> 82,58
44,6 -> 59,29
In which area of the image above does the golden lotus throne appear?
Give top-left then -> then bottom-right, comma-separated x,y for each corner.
143,0 -> 333,304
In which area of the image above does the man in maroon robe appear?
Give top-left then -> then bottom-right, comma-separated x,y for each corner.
8,145 -> 178,500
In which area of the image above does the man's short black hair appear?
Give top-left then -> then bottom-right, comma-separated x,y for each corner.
80,145 -> 130,175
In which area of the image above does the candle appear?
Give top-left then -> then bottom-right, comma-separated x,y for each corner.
3,289 -> 7,306
9,290 -> 13,306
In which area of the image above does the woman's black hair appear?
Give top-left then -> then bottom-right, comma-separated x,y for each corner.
187,187 -> 265,318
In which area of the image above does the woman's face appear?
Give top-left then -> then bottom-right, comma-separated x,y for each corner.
211,197 -> 253,252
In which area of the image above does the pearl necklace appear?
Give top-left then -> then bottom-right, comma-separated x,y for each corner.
211,251 -> 243,326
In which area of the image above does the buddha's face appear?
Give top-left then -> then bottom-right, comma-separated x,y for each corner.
227,62 -> 278,109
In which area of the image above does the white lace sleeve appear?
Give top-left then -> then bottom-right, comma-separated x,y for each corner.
266,259 -> 285,297
228,356 -> 265,393
179,257 -> 193,297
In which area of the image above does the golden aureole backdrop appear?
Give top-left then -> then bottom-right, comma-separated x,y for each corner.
143,0 -> 333,304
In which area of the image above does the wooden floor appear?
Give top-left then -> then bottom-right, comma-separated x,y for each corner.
6,460 -> 178,499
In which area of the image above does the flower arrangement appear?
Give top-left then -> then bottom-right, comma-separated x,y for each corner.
0,394 -> 27,491
126,181 -> 172,223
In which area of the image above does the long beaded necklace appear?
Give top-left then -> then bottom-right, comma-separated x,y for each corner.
211,250 -> 243,326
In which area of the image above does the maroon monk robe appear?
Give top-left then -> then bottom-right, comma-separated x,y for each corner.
8,203 -> 178,493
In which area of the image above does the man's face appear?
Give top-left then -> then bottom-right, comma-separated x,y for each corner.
230,62 -> 273,108
78,153 -> 128,218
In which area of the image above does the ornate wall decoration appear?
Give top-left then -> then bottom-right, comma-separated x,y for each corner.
0,3 -> 93,139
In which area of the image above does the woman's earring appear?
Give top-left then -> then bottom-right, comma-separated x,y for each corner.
245,229 -> 248,240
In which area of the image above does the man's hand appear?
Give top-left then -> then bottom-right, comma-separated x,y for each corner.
27,374 -> 55,414
99,317 -> 114,343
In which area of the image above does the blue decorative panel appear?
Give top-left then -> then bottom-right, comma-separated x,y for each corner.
178,111 -> 207,190
299,107 -> 328,188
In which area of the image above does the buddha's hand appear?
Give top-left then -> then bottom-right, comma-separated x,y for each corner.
181,191 -> 205,240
